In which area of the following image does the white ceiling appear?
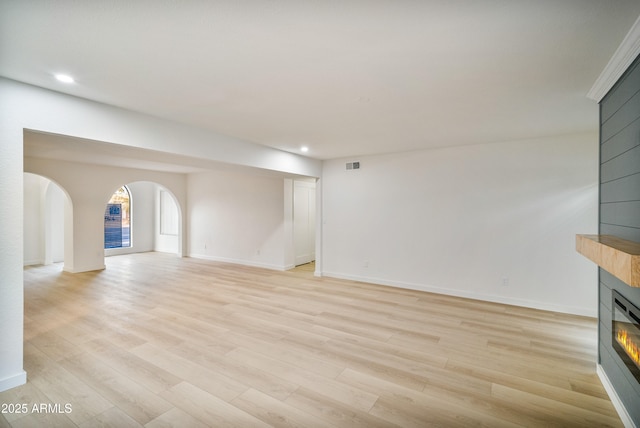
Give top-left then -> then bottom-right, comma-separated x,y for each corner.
2,1 -> 640,161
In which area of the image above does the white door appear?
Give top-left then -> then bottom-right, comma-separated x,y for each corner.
293,181 -> 316,266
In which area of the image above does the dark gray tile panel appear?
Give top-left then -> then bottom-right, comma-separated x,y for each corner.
602,89 -> 640,143
601,144 -> 640,183
600,270 -> 640,303
600,173 -> 640,203
602,59 -> 640,123
601,201 -> 640,228
600,345 -> 640,421
601,117 -> 640,163
599,53 -> 640,426
599,224 -> 640,243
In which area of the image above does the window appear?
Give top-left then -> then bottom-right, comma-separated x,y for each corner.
104,186 -> 131,248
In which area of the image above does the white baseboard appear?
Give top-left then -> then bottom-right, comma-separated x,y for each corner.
320,271 -> 597,317
105,247 -> 153,257
597,365 -> 637,428
189,253 -> 288,271
63,264 -> 106,273
0,370 -> 26,393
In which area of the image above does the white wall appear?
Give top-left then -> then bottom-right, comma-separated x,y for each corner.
321,133 -> 599,316
284,179 -> 295,269
44,181 -> 65,264
23,174 -> 45,265
23,174 -> 65,265
189,169 -> 288,270
0,90 -> 27,392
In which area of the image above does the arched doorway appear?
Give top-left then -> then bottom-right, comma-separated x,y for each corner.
103,181 -> 182,257
104,186 -> 131,249
156,186 -> 181,254
23,173 -> 71,268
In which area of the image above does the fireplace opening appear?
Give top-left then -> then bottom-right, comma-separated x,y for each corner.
612,290 -> 640,383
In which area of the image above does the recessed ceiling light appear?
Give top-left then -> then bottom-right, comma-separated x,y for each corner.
55,74 -> 75,84
301,146 -> 309,153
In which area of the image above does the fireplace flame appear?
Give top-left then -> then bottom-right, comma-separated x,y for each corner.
617,329 -> 640,366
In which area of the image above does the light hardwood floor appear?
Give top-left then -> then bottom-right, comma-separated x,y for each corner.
1,253 -> 622,427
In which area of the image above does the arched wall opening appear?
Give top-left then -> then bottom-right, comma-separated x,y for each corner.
104,185 -> 132,250
23,173 -> 73,270
103,181 -> 182,259
155,185 -> 182,255
24,153 -> 188,273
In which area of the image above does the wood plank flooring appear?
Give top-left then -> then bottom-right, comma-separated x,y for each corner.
0,252 -> 622,427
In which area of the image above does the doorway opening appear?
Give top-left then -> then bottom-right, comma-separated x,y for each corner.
104,182 -> 182,257
293,180 -> 316,267
23,173 -> 70,268
104,186 -> 131,249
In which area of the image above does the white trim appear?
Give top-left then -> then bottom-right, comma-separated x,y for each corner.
189,253 -> 289,272
597,365 -> 637,428
321,271 -> 597,317
0,371 -> 27,393
63,263 -> 106,273
588,15 -> 640,102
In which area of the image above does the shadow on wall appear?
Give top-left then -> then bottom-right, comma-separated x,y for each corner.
23,173 -> 68,267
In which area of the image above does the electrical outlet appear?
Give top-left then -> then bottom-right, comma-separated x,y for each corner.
364,260 -> 369,268
502,277 -> 509,287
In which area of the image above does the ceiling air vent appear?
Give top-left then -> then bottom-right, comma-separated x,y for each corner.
346,161 -> 360,170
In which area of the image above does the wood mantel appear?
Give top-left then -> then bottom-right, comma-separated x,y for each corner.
576,234 -> 640,288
